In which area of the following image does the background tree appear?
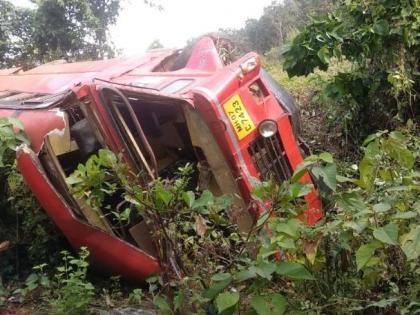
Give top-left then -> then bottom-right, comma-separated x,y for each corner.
220,0 -> 334,54
0,0 -> 122,68
283,0 -> 420,142
0,1 -> 34,68
32,0 -> 121,62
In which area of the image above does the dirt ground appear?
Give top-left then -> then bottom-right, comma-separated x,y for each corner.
293,88 -> 356,160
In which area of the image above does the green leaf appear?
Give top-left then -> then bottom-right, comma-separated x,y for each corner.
98,149 -> 117,166
155,187 -> 173,207
357,144 -> 379,190
173,291 -> 184,311
25,273 -> 38,285
276,262 -> 314,280
319,152 -> 333,163
336,175 -> 355,183
256,211 -> 270,227
363,131 -> 388,146
282,56 -> 296,71
7,117 -> 24,129
373,20 -> 390,35
291,160 -> 316,183
373,223 -> 399,245
203,276 -> 232,299
338,192 -> 367,213
182,191 -> 195,208
15,132 -> 29,144
317,45 -> 330,64
234,269 -> 256,282
356,240 -> 382,271
401,226 -> 420,260
211,273 -> 232,282
153,295 -> 172,315
39,276 -> 50,287
276,238 -> 296,250
311,164 -> 337,191
252,262 -> 277,280
276,218 -> 300,239
215,292 -> 239,314
392,211 -> 417,220
367,298 -> 398,308
289,183 -> 313,198
373,203 -> 391,213
216,194 -> 233,209
383,138 -> 414,169
251,293 -> 287,315
193,190 -> 214,208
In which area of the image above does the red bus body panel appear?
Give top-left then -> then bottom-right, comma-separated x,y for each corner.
16,149 -> 159,282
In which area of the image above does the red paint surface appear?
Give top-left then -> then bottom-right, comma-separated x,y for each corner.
185,37 -> 224,71
0,109 -> 65,153
16,148 -> 160,281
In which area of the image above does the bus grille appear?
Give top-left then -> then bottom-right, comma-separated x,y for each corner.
248,133 -> 293,182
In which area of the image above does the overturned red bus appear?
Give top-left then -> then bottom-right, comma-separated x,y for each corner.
0,37 -> 322,282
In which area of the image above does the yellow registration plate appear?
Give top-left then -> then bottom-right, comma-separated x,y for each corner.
223,94 -> 256,140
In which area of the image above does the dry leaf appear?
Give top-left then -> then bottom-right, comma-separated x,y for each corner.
0,241 -> 9,252
103,289 -> 115,307
195,215 -> 207,237
303,238 -> 321,265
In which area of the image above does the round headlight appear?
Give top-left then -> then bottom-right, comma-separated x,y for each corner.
258,120 -> 277,138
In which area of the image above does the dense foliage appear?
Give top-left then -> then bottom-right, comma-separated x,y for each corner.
66,151 -> 246,297
65,122 -> 419,314
0,118 -> 67,284
283,0 -> 420,142
0,0 -> 122,68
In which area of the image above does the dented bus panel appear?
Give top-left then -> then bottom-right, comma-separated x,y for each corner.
0,37 -> 322,282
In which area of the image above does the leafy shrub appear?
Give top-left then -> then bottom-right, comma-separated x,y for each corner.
13,263 -> 50,300
283,0 -> 420,142
6,247 -> 95,314
49,247 -> 95,315
128,288 -> 144,305
171,124 -> 418,314
0,117 -> 68,281
209,124 -> 417,313
0,117 -> 27,167
279,123 -> 419,313
66,123 -> 418,314
67,150 -> 247,313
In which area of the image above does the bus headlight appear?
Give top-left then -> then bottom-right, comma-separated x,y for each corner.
258,120 -> 277,138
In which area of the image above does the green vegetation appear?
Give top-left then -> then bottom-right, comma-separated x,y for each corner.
283,0 -> 420,142
0,0 -> 122,68
0,117 -> 27,166
61,123 -> 419,314
0,118 -> 67,283
66,150 -> 246,302
4,247 -> 93,315
49,248 -> 94,315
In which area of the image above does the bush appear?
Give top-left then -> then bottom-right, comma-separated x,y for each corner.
49,248 -> 95,315
65,123 -> 419,314
282,0 -> 420,143
0,117 -> 68,281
